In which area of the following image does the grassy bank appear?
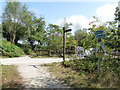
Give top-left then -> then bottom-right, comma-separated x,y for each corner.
44,56 -> 119,88
1,65 -> 24,89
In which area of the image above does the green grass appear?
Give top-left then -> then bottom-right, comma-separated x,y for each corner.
1,39 -> 25,57
31,55 -> 62,58
1,65 -> 24,89
44,60 -> 119,88
0,56 -> 9,58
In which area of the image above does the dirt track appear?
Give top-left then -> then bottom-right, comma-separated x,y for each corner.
0,56 -> 69,88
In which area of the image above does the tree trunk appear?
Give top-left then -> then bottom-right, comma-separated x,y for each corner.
30,42 -> 34,50
15,38 -> 18,45
12,32 -> 16,44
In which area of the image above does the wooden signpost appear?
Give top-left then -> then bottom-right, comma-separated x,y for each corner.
63,27 -> 72,63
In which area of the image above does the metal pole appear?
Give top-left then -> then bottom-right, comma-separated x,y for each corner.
98,38 -> 101,77
63,27 -> 65,62
98,57 -> 101,77
118,2 -> 120,58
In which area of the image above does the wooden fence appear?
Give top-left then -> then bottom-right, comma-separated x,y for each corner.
36,49 -> 75,57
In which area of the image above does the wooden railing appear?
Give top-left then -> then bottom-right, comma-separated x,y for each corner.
35,49 -> 75,56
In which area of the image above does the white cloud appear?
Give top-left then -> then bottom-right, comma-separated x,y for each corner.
31,8 -> 38,15
54,15 -> 96,34
96,3 -> 117,22
52,3 -> 118,34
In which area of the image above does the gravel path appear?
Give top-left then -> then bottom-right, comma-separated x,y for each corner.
0,56 -> 69,88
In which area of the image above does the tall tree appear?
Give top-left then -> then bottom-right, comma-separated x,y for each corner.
2,1 -> 21,43
34,17 -> 46,46
2,1 -> 34,44
47,24 -> 63,50
25,16 -> 46,50
75,28 -> 87,47
105,7 -> 120,52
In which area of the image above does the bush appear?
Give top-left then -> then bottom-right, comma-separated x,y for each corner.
24,48 -> 34,55
64,55 -> 119,78
1,39 -> 25,57
64,60 -> 75,67
101,56 -> 119,77
17,43 -> 35,55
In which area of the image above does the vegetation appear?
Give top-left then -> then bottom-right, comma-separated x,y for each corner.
46,56 -> 119,88
0,1 -> 119,88
2,1 -> 120,56
1,39 -> 25,57
1,1 -> 77,57
1,65 -> 24,88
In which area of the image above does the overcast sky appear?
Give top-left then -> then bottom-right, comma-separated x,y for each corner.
1,0 -> 119,34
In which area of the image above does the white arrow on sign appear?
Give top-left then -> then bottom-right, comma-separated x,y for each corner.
96,46 -> 100,54
100,42 -> 106,53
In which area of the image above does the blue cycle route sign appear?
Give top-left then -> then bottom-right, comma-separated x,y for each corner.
94,30 -> 104,35
95,34 -> 106,39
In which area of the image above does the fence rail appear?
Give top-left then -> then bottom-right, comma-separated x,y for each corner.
35,49 -> 75,56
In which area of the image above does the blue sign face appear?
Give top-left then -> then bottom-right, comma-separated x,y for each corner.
94,31 -> 104,35
95,34 -> 106,38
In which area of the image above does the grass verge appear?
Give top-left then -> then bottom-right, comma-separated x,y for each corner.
0,56 -> 9,58
44,61 -> 119,88
1,65 -> 24,89
31,55 -> 62,58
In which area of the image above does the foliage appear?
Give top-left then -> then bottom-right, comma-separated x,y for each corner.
2,1 -> 47,51
64,55 -> 119,78
17,43 -> 35,55
2,1 -> 26,44
48,57 -> 119,88
66,34 -> 78,48
1,39 -> 25,57
47,24 -> 63,50
104,7 -> 120,52
47,24 -> 77,52
75,28 -> 88,47
80,7 -> 120,55
23,16 -> 46,50
2,1 -> 120,58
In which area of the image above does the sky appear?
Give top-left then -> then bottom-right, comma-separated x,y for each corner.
0,0 -> 120,34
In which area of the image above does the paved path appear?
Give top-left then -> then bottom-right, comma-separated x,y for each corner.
0,56 -> 69,88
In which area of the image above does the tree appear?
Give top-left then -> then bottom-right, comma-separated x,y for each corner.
104,7 -> 120,53
2,1 -> 35,45
34,17 -> 46,46
47,24 -> 63,51
75,28 -> 88,47
81,17 -> 109,54
0,24 -> 2,41
2,1 -> 21,43
114,7 -> 120,52
26,17 -> 46,50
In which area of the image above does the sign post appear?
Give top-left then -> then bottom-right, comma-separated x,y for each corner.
94,30 -> 106,77
63,27 -> 72,63
98,57 -> 101,77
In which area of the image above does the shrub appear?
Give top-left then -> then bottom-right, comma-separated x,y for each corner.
17,43 -> 35,55
1,39 -> 25,57
64,55 -> 119,78
64,60 -> 75,67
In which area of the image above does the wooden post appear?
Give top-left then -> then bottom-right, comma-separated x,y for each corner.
49,49 -> 51,57
63,27 -> 72,63
39,48 -> 40,55
63,27 -> 65,63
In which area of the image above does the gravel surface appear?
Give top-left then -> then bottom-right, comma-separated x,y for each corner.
0,56 -> 69,88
